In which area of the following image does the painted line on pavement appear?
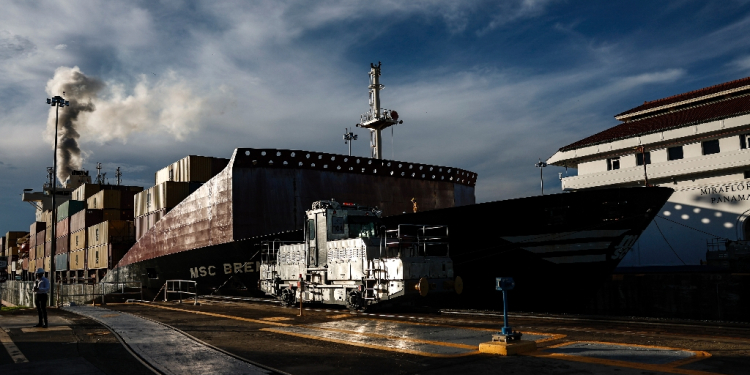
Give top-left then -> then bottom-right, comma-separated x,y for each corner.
0,328 -> 28,364
526,341 -> 716,375
261,327 -> 479,358
133,302 -> 292,327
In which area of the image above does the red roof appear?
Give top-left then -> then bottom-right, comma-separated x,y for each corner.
560,94 -> 750,152
615,76 -> 750,118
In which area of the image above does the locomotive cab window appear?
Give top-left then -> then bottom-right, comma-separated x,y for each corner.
307,219 -> 315,240
347,216 -> 380,238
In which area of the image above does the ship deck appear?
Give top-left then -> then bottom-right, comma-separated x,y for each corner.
2,298 -> 748,375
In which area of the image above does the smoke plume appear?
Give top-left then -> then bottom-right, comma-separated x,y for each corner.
45,66 -> 207,184
45,66 -> 104,184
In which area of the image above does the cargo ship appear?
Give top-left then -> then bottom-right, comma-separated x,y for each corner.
1,63 -> 673,311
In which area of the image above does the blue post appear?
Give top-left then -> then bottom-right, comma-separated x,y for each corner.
501,289 -> 510,335
495,277 -> 522,342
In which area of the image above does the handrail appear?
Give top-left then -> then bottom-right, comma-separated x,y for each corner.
59,281 -> 143,306
164,279 -> 198,305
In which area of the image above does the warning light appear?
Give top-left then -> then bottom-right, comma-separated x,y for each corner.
342,202 -> 356,207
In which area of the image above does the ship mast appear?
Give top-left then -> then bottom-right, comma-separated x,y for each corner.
357,62 -> 403,159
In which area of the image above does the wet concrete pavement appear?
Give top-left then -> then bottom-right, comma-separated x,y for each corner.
3,299 -> 750,374
0,307 -> 152,374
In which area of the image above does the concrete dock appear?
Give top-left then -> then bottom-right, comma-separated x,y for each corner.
2,299 -> 749,374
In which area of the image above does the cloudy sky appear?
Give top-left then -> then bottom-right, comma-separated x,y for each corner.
2,1 -> 750,232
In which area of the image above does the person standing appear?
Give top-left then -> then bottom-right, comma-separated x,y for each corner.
33,268 -> 49,328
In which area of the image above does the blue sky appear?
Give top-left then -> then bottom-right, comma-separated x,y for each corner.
3,1 -> 750,233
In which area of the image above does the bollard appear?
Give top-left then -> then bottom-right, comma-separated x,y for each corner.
478,277 -> 536,355
493,277 -> 522,343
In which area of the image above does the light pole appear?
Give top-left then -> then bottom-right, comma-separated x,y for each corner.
535,159 -> 547,195
343,127 -> 358,156
46,94 -> 69,305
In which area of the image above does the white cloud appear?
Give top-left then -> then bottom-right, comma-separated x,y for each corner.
54,44 -> 67,50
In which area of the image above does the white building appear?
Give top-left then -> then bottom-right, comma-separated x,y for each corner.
548,77 -> 750,266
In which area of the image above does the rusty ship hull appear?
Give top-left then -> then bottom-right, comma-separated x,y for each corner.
104,147 -> 672,310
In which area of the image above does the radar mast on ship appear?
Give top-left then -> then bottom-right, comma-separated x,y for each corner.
357,62 -> 403,159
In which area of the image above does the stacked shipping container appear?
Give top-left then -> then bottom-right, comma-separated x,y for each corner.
87,220 -> 135,269
135,155 -> 226,240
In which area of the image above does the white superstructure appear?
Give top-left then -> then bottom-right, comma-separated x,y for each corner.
548,77 -> 750,266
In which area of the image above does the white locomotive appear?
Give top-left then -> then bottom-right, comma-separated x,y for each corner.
259,200 -> 462,311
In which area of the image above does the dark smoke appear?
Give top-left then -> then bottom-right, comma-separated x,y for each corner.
47,68 -> 104,183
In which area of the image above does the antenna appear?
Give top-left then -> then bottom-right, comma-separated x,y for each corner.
95,162 -> 103,184
343,128 -> 358,156
356,62 -> 403,159
115,167 -> 122,186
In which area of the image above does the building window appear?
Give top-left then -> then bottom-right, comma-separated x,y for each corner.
702,139 -> 720,155
636,152 -> 651,166
606,157 -> 620,171
667,146 -> 683,160
741,134 -> 750,149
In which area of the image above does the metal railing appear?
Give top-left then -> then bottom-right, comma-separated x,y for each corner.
164,280 -> 198,305
58,281 -> 143,306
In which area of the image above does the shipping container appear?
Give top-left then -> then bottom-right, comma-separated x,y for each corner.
87,220 -> 135,247
29,245 -> 36,261
30,222 -> 45,234
100,208 -> 134,222
54,253 -> 68,271
45,227 -> 51,242
87,189 -> 121,210
72,183 -> 101,202
69,249 -> 86,271
45,241 -> 51,257
43,210 -> 52,228
70,209 -> 104,233
134,189 -> 148,217
56,234 -> 69,254
56,217 -> 70,238
57,200 -> 86,222
70,229 -> 87,251
21,258 -> 27,271
88,245 -> 107,269
119,190 -> 138,210
36,230 -> 45,249
43,256 -> 51,272
6,247 -> 18,256
135,215 -> 148,241
155,155 -> 226,185
0,237 -> 4,256
134,181 -> 192,216
5,231 -> 27,252
87,243 -> 129,270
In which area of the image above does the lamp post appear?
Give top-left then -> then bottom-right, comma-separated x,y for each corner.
46,94 -> 69,305
343,127 -> 358,156
535,159 -> 547,196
